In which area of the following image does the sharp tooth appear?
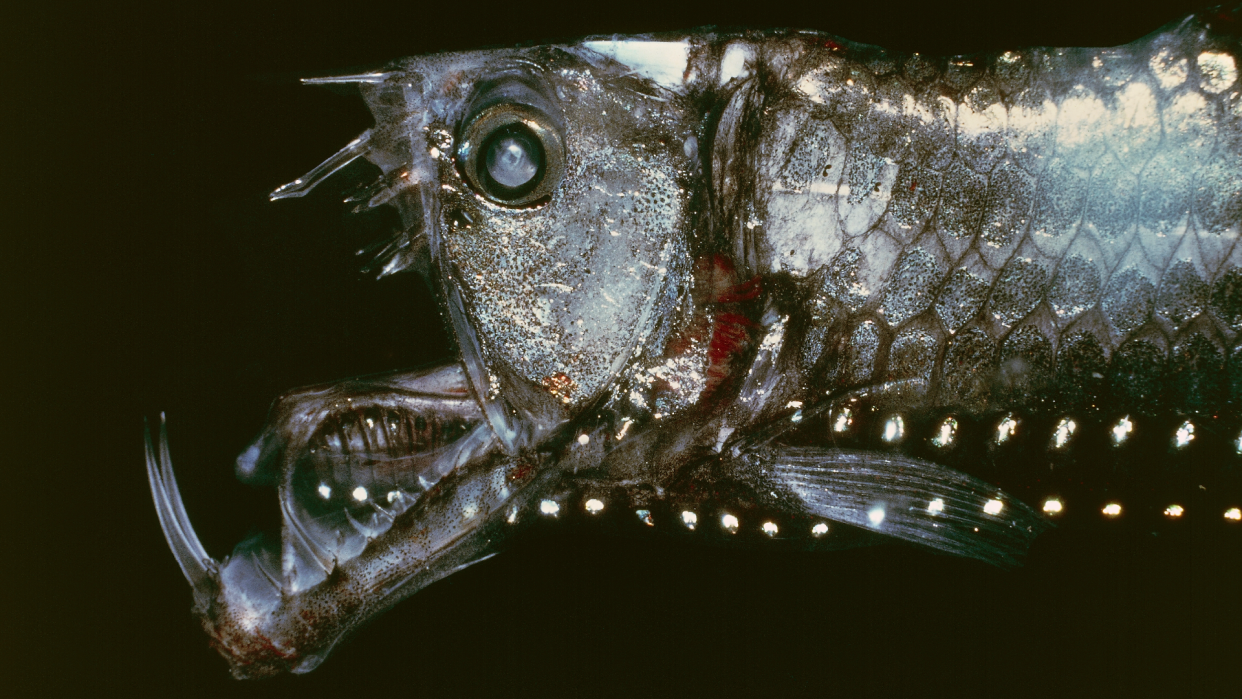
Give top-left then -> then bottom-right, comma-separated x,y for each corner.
369,500 -> 396,523
144,414 -> 217,600
280,496 -> 336,578
269,130 -> 373,201
343,508 -> 378,538
301,72 -> 393,85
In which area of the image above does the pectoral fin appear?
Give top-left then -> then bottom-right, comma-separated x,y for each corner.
755,447 -> 1051,568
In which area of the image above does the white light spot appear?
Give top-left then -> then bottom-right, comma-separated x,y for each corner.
387,490 -> 401,504
761,521 -> 779,537
790,410 -> 803,423
1102,503 -> 1122,517
351,486 -> 368,502
540,499 -> 560,516
931,417 -> 958,448
581,40 -> 691,90
868,507 -> 886,527
1236,431 -> 1242,455
832,408 -> 853,433
796,74 -> 826,103
1043,498 -> 1063,514
984,499 -> 1004,516
1198,51 -> 1238,94
1057,88 -> 1108,155
681,511 -> 698,530
719,43 -> 753,83
1052,417 -> 1077,449
811,522 -> 829,537
1174,420 -> 1195,448
317,483 -> 332,499
882,415 -> 905,443
995,415 -> 1018,444
585,498 -> 604,514
1149,47 -> 1188,89
1225,508 -> 1242,522
927,498 -> 945,515
462,503 -> 478,520
636,509 -> 654,526
785,400 -> 803,409
577,433 -> 590,445
1163,504 -> 1184,518
1111,416 -> 1134,446
721,513 -> 739,533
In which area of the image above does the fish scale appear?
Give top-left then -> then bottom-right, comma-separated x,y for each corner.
728,17 -> 1241,419
147,7 -> 1242,678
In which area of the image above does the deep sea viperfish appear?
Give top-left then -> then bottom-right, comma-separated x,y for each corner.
148,7 -> 1242,678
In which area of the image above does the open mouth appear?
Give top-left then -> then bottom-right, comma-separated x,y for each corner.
146,362 -> 547,677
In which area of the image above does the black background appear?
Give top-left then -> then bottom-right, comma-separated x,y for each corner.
8,1 -> 1241,696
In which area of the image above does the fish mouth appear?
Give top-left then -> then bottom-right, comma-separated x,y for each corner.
147,362 -> 549,678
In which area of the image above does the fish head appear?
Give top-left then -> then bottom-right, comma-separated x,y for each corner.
279,41 -> 710,451
158,40 -> 715,678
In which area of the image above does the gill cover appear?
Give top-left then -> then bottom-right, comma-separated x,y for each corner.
274,45 -> 706,451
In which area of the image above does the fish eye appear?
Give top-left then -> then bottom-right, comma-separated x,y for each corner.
457,102 -> 564,206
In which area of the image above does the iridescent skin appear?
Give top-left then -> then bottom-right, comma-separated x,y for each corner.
148,7 -> 1242,678
726,15 -> 1242,419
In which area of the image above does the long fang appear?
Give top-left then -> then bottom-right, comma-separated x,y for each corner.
270,130 -> 373,200
144,414 -> 217,601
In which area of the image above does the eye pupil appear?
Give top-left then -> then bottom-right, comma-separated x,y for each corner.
483,127 -> 543,191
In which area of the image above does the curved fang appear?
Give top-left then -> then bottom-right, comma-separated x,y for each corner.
145,413 -> 217,600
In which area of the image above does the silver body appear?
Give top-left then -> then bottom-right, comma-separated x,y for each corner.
148,8 -> 1240,678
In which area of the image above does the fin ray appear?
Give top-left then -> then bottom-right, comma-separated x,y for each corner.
760,447 -> 1050,567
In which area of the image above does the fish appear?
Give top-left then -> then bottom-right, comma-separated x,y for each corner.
147,6 -> 1242,678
